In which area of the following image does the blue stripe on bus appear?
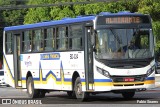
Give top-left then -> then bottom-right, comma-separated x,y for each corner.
81,79 -> 85,82
94,79 -> 112,82
146,77 -> 155,80
64,78 -> 72,82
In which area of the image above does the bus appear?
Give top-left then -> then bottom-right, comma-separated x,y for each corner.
3,11 -> 155,101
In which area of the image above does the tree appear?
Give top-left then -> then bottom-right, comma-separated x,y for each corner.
50,0 -> 75,20
0,0 -> 27,26
0,0 -> 27,60
121,0 -> 139,12
138,0 -> 160,51
24,0 -> 52,24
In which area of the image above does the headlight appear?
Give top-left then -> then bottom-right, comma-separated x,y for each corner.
146,66 -> 155,76
96,66 -> 110,77
2,78 -> 4,81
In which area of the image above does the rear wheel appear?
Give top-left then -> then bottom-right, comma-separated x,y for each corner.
122,91 -> 135,99
74,77 -> 88,101
27,76 -> 39,98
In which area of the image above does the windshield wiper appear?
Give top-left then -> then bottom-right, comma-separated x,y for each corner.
110,29 -> 122,44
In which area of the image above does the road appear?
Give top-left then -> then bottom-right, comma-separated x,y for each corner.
0,85 -> 160,104
0,75 -> 160,106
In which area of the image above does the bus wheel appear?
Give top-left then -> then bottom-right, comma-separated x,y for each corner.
122,91 -> 135,99
27,76 -> 39,98
74,77 -> 88,101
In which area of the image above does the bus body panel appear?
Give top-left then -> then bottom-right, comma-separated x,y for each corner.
20,51 -> 85,91
93,59 -> 155,91
3,55 -> 15,87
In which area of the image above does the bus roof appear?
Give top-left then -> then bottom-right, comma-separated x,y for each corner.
4,12 -> 146,31
4,16 -> 96,31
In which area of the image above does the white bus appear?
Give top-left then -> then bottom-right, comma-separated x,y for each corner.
3,11 -> 155,101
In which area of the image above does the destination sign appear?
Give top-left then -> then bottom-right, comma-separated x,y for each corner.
105,17 -> 141,24
97,15 -> 150,25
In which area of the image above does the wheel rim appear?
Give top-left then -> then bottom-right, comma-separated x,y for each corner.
28,82 -> 32,94
76,82 -> 82,96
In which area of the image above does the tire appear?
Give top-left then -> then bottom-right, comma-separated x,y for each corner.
122,91 -> 135,99
27,76 -> 39,98
74,77 -> 88,101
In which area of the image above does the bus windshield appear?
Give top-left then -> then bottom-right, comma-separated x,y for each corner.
95,28 -> 154,59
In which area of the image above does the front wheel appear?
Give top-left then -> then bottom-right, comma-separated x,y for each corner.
27,76 -> 39,98
122,91 -> 135,99
74,77 -> 88,101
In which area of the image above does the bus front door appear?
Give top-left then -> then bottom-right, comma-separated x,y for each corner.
85,27 -> 94,91
13,34 -> 22,88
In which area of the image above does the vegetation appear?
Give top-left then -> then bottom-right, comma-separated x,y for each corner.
0,0 -> 160,59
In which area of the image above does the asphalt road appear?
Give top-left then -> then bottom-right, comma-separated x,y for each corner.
0,85 -> 160,104
0,75 -> 160,107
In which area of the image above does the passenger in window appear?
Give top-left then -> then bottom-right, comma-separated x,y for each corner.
128,41 -> 138,50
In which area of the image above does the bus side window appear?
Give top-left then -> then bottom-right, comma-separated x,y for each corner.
56,26 -> 68,50
69,24 -> 82,50
32,29 -> 43,52
5,33 -> 13,54
44,28 -> 55,51
22,31 -> 32,52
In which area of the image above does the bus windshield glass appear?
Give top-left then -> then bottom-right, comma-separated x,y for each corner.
95,28 -> 154,59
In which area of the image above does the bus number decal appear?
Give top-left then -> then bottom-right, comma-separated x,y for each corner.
70,54 -> 78,59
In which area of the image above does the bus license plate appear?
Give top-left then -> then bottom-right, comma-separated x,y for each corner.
124,78 -> 134,82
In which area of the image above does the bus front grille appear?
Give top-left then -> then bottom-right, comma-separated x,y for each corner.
111,75 -> 146,82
